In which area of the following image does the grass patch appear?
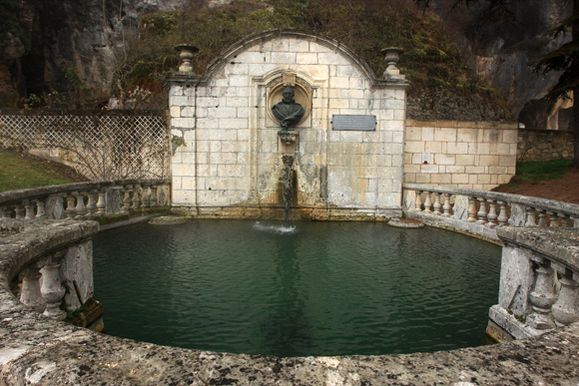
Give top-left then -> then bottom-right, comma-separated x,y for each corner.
0,149 -> 84,192
515,159 -> 573,182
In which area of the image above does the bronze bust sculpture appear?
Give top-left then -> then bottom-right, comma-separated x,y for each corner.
272,86 -> 305,130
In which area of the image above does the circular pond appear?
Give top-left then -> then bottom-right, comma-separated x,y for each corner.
94,220 -> 501,357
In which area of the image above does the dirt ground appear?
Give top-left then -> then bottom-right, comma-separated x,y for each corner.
494,166 -> 579,204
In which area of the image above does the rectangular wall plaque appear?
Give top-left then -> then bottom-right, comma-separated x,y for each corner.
331,114 -> 377,131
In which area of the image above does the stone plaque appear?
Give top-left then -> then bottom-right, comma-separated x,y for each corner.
331,115 -> 377,131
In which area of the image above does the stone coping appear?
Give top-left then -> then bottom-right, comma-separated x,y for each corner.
2,218 -> 579,383
497,226 -> 579,272
405,120 -> 518,130
0,178 -> 170,206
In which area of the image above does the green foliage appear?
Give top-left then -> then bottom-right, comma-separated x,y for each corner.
115,0 -> 510,118
515,159 -> 574,182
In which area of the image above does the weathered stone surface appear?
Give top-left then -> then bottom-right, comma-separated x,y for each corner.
170,31 -> 407,220
2,212 -> 579,384
404,120 -> 518,190
518,129 -> 575,162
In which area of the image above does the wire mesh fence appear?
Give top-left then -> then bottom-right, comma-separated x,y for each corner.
0,110 -> 170,180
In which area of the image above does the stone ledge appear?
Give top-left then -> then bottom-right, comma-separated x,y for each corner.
1,299 -> 578,384
497,227 -> 579,272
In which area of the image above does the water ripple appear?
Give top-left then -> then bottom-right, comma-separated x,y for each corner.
93,220 -> 501,357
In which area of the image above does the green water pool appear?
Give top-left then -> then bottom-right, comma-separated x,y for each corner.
93,220 -> 501,357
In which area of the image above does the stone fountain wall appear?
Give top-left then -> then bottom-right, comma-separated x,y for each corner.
169,31 -> 407,220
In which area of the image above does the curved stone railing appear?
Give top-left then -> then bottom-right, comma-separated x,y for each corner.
402,183 -> 579,241
488,226 -> 579,341
0,219 -> 99,324
1,217 -> 578,383
1,184 -> 579,383
0,179 -> 171,221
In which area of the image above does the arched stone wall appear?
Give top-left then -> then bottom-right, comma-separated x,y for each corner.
169,31 -> 407,220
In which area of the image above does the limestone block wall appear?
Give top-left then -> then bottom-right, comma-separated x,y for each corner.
517,129 -> 574,162
170,32 -> 406,219
404,120 -> 518,190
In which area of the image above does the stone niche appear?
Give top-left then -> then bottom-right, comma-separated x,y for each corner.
169,31 -> 408,220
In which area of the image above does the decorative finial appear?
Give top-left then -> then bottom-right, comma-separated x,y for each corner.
381,47 -> 403,78
174,44 -> 199,74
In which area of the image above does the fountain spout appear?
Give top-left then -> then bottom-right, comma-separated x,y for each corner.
279,155 -> 296,221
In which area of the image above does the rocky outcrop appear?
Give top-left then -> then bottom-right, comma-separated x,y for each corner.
432,0 -> 572,119
0,0 -> 184,105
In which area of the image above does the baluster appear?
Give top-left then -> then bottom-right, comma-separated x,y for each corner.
150,185 -> 159,207
527,257 -> 557,330
142,186 -> 151,208
432,193 -> 441,215
497,201 -> 508,226
160,184 -> 170,206
14,204 -> 25,219
86,190 -> 97,216
442,194 -> 451,217
74,192 -> 87,218
558,213 -> 571,227
423,192 -> 432,213
51,194 -> 66,220
537,209 -> 548,227
547,210 -> 559,228
35,199 -> 46,219
20,266 -> 43,312
96,189 -> 106,215
132,184 -> 141,210
65,193 -> 76,218
485,199 -> 498,227
573,216 -> 579,228
0,206 -> 8,218
122,185 -> 132,213
24,200 -> 35,220
476,198 -> 487,224
40,253 -> 66,320
467,197 -> 477,222
551,268 -> 579,327
525,207 -> 537,227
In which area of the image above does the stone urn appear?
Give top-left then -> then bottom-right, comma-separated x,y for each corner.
381,47 -> 403,77
174,44 -> 199,73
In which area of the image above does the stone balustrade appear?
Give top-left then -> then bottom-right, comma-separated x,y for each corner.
403,183 -> 579,242
488,227 -> 579,341
1,216 -> 578,383
0,179 -> 171,222
0,219 -> 99,323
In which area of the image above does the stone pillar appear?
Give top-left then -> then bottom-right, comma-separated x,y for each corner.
40,253 -> 66,320
20,266 -> 43,311
467,197 -> 477,222
497,201 -> 508,226
442,194 -> 451,217
527,256 -> 557,330
96,189 -> 106,215
476,198 -> 487,224
551,269 -> 579,327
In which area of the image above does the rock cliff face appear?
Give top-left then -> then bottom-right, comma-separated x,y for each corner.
431,0 -> 571,120
0,0 -> 184,106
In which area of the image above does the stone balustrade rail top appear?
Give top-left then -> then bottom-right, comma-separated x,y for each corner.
404,183 -> 579,219
0,178 -> 170,206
